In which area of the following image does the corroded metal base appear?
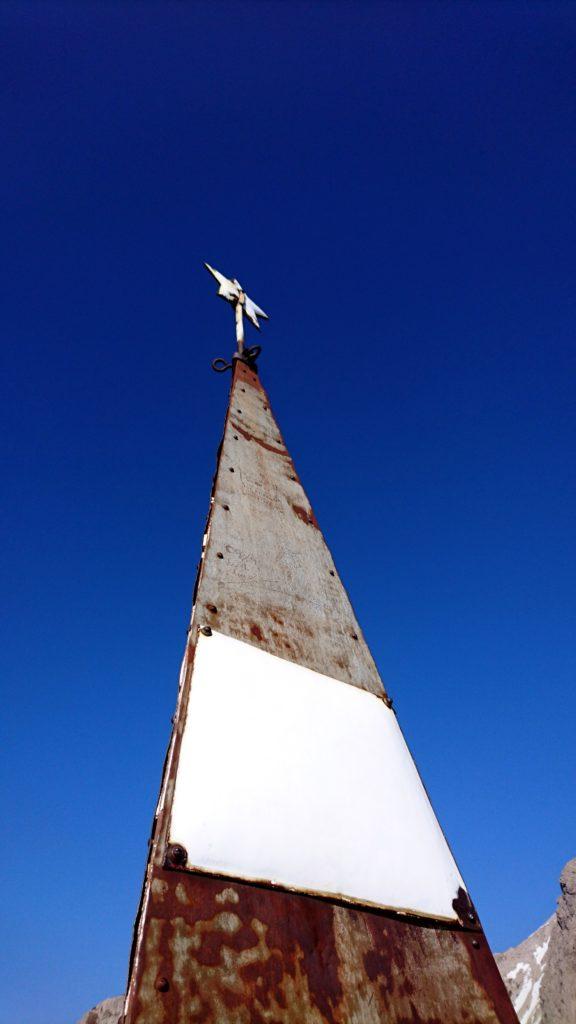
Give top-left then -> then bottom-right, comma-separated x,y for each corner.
125,869 -> 517,1024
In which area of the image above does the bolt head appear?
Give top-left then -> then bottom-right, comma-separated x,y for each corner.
155,977 -> 170,992
166,843 -> 188,868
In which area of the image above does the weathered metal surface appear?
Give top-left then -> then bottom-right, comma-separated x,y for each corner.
168,628 -> 466,921
125,869 -> 518,1024
124,359 -> 519,1024
196,359 -> 386,696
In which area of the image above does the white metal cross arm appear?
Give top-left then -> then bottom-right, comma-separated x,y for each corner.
204,263 -> 269,368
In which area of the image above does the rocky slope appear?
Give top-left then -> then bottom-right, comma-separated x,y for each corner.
495,916 -> 554,1024
76,995 -> 123,1024
495,858 -> 576,1024
540,858 -> 576,1023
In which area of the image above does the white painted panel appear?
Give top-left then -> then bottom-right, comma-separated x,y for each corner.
169,630 -> 465,920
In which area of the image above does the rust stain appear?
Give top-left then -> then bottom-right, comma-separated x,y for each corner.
231,419 -> 289,457
200,359 -> 387,696
452,886 -> 482,930
465,934 -> 520,1024
125,870 -> 519,1024
250,624 -> 265,642
292,504 -> 319,529
235,361 -> 261,386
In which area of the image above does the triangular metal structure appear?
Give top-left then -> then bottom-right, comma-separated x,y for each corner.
124,298 -> 518,1022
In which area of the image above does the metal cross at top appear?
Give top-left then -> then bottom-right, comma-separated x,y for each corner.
205,263 -> 268,371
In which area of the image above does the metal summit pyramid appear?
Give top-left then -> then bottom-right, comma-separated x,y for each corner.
123,267 -> 517,1024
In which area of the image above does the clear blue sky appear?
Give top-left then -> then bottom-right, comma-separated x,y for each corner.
1,3 -> 575,1022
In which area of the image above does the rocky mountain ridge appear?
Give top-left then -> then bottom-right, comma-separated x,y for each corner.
495,858 -> 576,1024
495,916 -> 554,1023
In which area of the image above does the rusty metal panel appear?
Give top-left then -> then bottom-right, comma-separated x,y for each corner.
125,869 -> 518,1024
197,359 -> 386,697
168,628 -> 466,921
124,360 -> 519,1024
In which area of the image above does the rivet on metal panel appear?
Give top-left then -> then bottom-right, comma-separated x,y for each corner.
229,467 -> 235,472
472,939 -> 481,949
222,504 -> 230,511
164,843 -> 188,868
237,408 -> 242,413
155,977 -> 170,993
207,604 -> 218,614
233,435 -> 239,440
352,633 -> 359,640
329,570 -> 335,576
216,552 -> 224,559
200,626 -> 213,636
468,912 -> 477,923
